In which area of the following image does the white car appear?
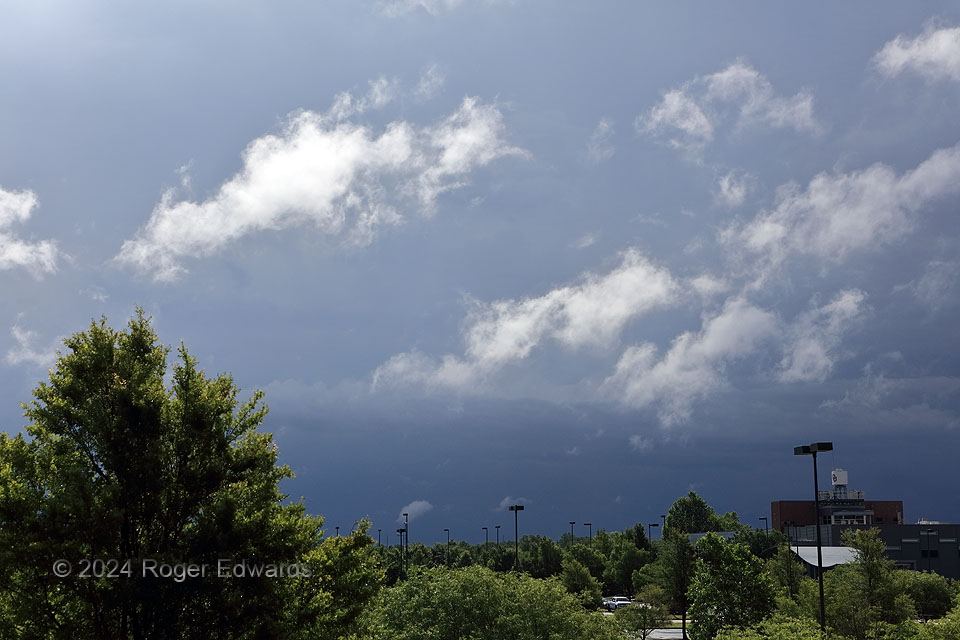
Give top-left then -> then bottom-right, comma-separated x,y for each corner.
603,596 -> 631,611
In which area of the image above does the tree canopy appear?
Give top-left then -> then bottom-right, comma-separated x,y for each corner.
0,311 -> 380,639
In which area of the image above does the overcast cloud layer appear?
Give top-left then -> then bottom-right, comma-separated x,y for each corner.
2,4 -> 960,538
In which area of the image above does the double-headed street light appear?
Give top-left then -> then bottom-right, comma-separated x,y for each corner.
794,441 -> 833,635
495,525 -> 500,545
508,505 -> 525,570
584,523 -> 592,539
482,526 -> 489,546
569,521 -> 576,542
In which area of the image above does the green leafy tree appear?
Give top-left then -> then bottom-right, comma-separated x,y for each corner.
713,614 -> 823,640
733,528 -> 788,559
602,535 -> 652,596
654,528 -> 696,639
368,565 -> 624,640
688,533 -> 775,640
615,601 -> 669,640
665,492 -> 743,535
519,535 -> 563,579
566,542 -> 606,581
561,557 -> 603,609
622,523 -> 652,552
765,545 -> 808,602
824,528 -> 915,640
0,311 -> 381,640
900,571 -> 953,622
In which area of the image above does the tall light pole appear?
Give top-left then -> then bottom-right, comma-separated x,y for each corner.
508,505 -> 525,570
660,514 -> 666,530
649,522 -> 659,541
569,521 -> 576,542
403,513 -> 409,577
584,523 -> 592,539
795,441 -> 832,635
495,525 -> 500,545
482,527 -> 489,546
396,527 -> 406,580
378,528 -> 382,546
759,517 -> 768,533
444,528 -> 450,567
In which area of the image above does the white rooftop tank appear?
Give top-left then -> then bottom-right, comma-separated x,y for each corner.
831,469 -> 848,486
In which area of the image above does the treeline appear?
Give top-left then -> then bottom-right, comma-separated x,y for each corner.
2,313 -> 958,640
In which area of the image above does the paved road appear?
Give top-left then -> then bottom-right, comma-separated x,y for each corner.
647,630 -> 684,639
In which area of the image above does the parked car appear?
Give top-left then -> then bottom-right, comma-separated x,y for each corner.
602,596 -> 631,611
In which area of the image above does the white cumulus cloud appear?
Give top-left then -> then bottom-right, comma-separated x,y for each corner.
778,290 -> 868,383
602,297 -> 778,426
116,94 -> 525,281
637,61 -> 820,157
724,142 -> 960,284
874,25 -> 960,83
715,170 -> 753,208
372,249 -> 679,391
586,117 -> 616,164
398,499 -> 434,523
0,186 -> 59,277
5,321 -> 61,368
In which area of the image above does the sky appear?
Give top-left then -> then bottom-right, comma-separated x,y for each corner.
2,1 -> 960,545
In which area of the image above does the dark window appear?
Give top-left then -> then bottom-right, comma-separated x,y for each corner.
921,550 -> 940,558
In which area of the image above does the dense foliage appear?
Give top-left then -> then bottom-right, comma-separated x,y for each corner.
0,312 -> 380,639
366,565 -> 622,640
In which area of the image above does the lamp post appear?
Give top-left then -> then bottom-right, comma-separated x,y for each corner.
378,528 -> 382,546
649,522 -> 659,541
660,514 -> 666,530
569,521 -> 576,542
396,528 -> 406,580
496,525 -> 500,545
584,523 -> 592,539
444,528 -> 450,566
508,505 -> 525,570
759,517 -> 768,533
335,526 -> 339,537
482,527 -> 488,546
403,513 -> 409,577
794,441 -> 833,635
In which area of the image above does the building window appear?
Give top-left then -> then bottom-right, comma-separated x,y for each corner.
940,538 -> 956,543
902,538 -> 919,543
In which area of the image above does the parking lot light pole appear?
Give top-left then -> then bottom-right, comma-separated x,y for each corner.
794,441 -> 832,635
496,525 -> 500,545
648,522 -> 659,541
482,527 -> 488,546
569,521 -> 575,542
584,523 -> 592,539
660,514 -> 666,530
759,517 -> 768,533
508,505 -> 525,570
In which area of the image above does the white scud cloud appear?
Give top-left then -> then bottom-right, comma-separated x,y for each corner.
724,142 -> 960,283
602,297 -> 778,426
116,89 -> 525,281
378,0 -> 511,17
628,435 -> 653,452
0,186 -> 59,276
372,249 -> 679,391
5,321 -> 62,368
874,25 -> 960,83
899,260 -> 960,312
715,170 -> 753,208
778,289 -> 868,383
398,499 -> 433,523
496,495 -> 531,511
637,61 -> 820,157
586,117 -> 616,164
